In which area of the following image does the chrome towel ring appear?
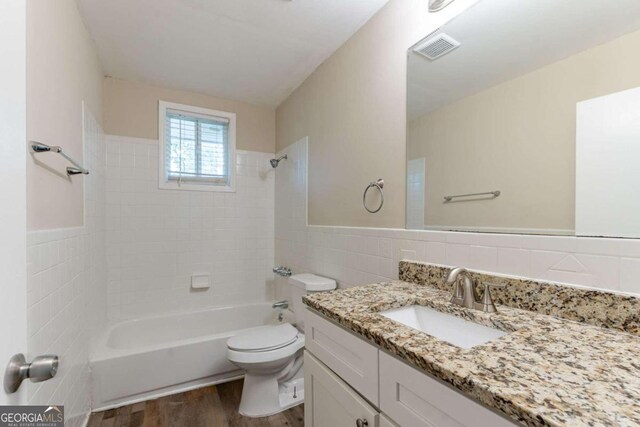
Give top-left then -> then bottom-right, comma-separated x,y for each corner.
363,179 -> 384,213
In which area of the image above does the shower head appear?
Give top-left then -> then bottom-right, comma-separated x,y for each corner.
270,154 -> 287,168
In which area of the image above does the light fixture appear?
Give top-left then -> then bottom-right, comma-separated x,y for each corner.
429,0 -> 456,12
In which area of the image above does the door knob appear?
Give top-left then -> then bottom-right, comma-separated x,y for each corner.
4,353 -> 58,393
356,419 -> 369,427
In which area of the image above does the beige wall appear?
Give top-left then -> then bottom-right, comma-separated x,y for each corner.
276,0 -> 478,227
408,28 -> 640,233
27,0 -> 103,230
103,78 -> 276,154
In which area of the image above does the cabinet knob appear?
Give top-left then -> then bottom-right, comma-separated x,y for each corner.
356,419 -> 369,427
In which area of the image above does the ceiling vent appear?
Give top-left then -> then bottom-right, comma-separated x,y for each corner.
413,33 -> 460,60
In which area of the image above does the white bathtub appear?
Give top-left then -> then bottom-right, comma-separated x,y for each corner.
91,303 -> 279,410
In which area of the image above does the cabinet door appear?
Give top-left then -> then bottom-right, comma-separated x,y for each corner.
305,309 -> 379,405
305,351 -> 379,427
379,352 -> 517,427
380,414 -> 399,427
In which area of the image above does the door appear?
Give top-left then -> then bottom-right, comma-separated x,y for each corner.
0,0 -> 28,405
304,350 -> 379,427
576,86 -> 640,238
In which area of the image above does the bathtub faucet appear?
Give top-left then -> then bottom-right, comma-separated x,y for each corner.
272,300 -> 289,310
272,300 -> 289,321
273,266 -> 292,277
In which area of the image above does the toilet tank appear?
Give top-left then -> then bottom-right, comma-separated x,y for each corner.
288,273 -> 336,329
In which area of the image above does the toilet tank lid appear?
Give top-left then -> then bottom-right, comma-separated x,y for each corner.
288,273 -> 337,291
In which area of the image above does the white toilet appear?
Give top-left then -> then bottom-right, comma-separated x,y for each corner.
226,273 -> 336,417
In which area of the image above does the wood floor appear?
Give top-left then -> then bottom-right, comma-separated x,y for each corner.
88,379 -> 304,427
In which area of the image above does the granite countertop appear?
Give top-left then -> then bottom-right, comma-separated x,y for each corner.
303,280 -> 640,427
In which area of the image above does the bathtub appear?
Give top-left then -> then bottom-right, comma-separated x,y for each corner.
91,302 -> 279,410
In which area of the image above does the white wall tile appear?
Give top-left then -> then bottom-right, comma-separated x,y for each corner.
445,243 -> 471,266
620,258 -> 640,293
496,248 -> 531,277
105,135 -> 275,320
468,246 -> 497,272
425,241 -> 447,265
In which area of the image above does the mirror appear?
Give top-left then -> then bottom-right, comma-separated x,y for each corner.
406,0 -> 640,237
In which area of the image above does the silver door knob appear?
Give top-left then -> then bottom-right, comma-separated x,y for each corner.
356,419 -> 369,427
4,353 -> 58,393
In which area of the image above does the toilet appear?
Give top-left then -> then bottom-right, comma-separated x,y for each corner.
226,273 -> 336,417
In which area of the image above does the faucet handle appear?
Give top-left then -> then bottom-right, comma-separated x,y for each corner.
473,282 -> 505,313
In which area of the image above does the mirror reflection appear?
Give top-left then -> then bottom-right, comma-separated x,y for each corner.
406,0 -> 640,237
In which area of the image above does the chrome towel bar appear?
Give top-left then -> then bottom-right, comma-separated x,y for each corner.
444,190 -> 500,202
363,179 -> 384,213
31,141 -> 89,176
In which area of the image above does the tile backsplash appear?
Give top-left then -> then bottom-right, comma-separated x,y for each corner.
105,135 -> 275,320
399,260 -> 640,335
275,139 -> 640,300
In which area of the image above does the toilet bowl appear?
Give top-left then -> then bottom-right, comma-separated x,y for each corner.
226,273 -> 336,417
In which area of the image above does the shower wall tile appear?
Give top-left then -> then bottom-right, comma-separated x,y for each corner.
25,106 -> 107,427
105,135 -> 275,320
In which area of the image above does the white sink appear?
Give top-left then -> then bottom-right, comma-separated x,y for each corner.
380,305 -> 507,349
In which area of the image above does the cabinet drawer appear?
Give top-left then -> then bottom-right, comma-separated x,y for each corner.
379,352 -> 517,427
305,308 -> 379,406
305,351 -> 379,427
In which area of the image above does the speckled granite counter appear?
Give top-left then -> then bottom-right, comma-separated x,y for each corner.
303,280 -> 640,427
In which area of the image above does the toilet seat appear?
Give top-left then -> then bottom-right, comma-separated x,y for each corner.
227,330 -> 305,365
228,323 -> 299,352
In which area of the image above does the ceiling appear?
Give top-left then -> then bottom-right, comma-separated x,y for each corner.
77,0 -> 389,107
408,0 -> 640,120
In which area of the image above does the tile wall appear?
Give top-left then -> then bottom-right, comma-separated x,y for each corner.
104,135 -> 275,320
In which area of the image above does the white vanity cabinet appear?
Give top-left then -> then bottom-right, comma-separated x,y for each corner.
379,352 -> 516,427
305,351 -> 379,427
305,308 -> 518,427
304,305 -> 379,405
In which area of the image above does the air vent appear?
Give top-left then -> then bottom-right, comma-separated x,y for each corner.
413,33 -> 460,60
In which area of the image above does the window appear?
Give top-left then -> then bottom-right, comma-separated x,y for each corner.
158,101 -> 236,192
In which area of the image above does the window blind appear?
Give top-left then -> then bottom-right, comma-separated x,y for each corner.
164,109 -> 230,185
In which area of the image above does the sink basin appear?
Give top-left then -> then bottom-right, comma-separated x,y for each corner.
380,305 -> 507,349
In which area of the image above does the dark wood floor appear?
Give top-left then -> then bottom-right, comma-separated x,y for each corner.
88,379 -> 304,427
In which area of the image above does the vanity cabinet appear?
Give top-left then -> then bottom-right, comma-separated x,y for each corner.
305,308 -> 518,427
304,351 -> 379,427
304,305 -> 379,405
379,352 -> 515,427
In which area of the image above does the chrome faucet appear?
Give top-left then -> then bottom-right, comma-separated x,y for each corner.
273,266 -> 292,277
272,300 -> 289,322
445,267 -> 478,309
445,267 -> 505,313
272,300 -> 289,309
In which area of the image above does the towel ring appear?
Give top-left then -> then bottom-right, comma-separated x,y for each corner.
363,179 -> 384,213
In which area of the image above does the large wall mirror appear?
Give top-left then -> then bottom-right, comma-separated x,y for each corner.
406,0 -> 640,238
